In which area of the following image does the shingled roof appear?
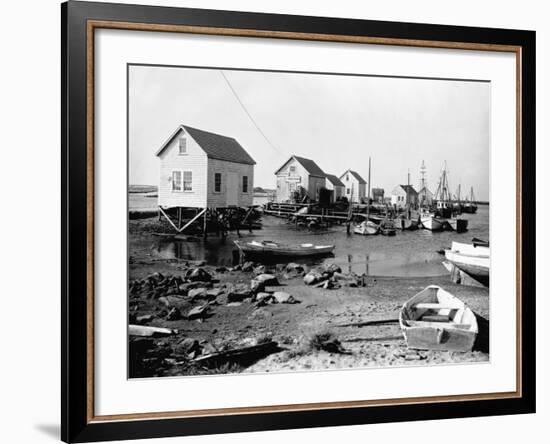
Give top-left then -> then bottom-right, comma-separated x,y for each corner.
341,169 -> 367,184
275,155 -> 326,177
156,125 -> 256,165
398,185 -> 418,194
325,174 -> 345,187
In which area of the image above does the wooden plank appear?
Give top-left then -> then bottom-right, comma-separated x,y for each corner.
414,303 -> 462,310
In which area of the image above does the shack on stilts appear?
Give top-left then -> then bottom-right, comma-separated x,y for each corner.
155,124 -> 258,237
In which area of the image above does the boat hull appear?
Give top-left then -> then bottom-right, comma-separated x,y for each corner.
421,216 -> 444,231
354,221 -> 379,235
444,248 -> 490,286
399,285 -> 478,352
447,218 -> 469,233
234,240 -> 335,258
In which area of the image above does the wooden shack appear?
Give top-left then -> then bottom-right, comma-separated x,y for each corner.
325,174 -> 345,202
274,155 -> 326,203
156,125 -> 256,209
339,169 -> 367,203
391,184 -> 419,208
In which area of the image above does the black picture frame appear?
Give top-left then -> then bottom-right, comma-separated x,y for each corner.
62,1 -> 536,442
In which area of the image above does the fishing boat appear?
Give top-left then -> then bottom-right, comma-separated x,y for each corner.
399,285 -> 478,352
461,187 -> 478,214
354,157 -> 379,236
420,214 -> 444,231
379,220 -> 396,236
354,220 -> 379,235
396,214 -> 420,230
234,240 -> 335,257
444,241 -> 489,286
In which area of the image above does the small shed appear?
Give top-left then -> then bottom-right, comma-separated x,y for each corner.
156,125 -> 256,209
371,188 -> 385,203
274,155 -> 326,203
391,185 -> 419,208
325,174 -> 345,202
339,169 -> 367,203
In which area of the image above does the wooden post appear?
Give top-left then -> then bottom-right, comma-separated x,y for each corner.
177,207 -> 182,230
203,208 -> 208,240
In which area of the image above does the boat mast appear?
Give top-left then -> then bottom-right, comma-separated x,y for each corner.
367,157 -> 371,221
419,160 -> 427,208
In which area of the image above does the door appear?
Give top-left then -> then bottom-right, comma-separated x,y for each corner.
226,172 -> 238,206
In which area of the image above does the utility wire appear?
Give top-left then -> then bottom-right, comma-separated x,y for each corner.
220,70 -> 283,156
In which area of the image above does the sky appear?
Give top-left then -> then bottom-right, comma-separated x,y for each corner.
129,65 -> 490,200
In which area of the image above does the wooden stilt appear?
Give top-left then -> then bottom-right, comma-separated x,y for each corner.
177,207 -> 182,230
203,208 -> 208,240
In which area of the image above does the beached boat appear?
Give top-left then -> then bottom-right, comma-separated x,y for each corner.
354,220 -> 379,235
234,240 -> 335,257
399,285 -> 478,352
444,241 -> 489,285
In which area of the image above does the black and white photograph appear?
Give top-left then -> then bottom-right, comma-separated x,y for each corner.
127,65 -> 490,378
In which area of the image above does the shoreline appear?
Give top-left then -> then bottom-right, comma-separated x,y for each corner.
128,239 -> 489,378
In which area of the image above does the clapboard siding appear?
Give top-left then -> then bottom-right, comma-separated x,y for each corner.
206,158 -> 254,207
276,158 -> 311,202
158,129 -> 208,208
340,170 -> 366,203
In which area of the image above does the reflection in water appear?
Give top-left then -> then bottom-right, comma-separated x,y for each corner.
139,206 -> 489,277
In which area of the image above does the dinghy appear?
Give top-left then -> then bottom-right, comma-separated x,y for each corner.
399,285 -> 478,352
234,240 -> 334,258
354,220 -> 379,235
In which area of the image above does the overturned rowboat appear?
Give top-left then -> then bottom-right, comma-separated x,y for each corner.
399,285 -> 478,352
234,240 -> 335,258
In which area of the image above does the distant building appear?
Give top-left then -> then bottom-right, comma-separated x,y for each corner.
390,185 -> 419,208
418,186 -> 434,207
371,188 -> 385,203
274,155 -> 326,203
339,169 -> 367,203
156,125 -> 256,209
324,174 -> 345,202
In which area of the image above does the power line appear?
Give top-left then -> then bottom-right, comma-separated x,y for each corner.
220,70 -> 283,156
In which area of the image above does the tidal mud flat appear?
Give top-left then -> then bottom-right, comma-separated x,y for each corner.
128,219 -> 489,378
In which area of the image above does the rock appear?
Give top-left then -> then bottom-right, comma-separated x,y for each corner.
187,267 -> 212,282
215,266 -> 228,273
188,287 -> 208,299
273,291 -> 299,304
241,261 -> 255,272
303,271 -> 323,285
248,308 -> 273,320
226,302 -> 242,307
286,262 -> 305,273
135,314 -> 153,324
250,279 -> 265,294
158,295 -> 184,307
253,265 -> 266,275
206,288 -> 223,298
187,304 -> 210,319
254,274 -> 279,285
227,283 -> 252,302
174,338 -> 201,356
323,264 -> 342,275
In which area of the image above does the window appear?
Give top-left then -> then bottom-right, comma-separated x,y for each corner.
214,173 -> 222,193
183,171 -> 192,191
178,137 -> 187,155
346,174 -> 349,181
242,176 -> 249,193
346,188 -> 351,195
289,166 -> 296,174
172,170 -> 182,191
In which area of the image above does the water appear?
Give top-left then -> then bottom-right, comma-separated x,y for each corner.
139,206 -> 489,277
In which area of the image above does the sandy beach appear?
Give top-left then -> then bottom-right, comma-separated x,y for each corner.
128,217 -> 489,378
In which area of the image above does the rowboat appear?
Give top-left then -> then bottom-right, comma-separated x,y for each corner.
354,220 -> 379,235
420,215 -> 444,231
399,285 -> 478,352
444,241 -> 490,285
396,216 -> 420,230
234,240 -> 335,257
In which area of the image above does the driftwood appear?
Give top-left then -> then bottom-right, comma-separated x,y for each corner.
129,325 -> 177,337
335,317 -> 399,328
194,341 -> 279,368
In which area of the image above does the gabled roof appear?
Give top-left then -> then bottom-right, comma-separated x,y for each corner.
340,169 -> 367,184
398,185 -> 418,194
325,174 -> 345,187
156,125 -> 256,165
275,155 -> 326,177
